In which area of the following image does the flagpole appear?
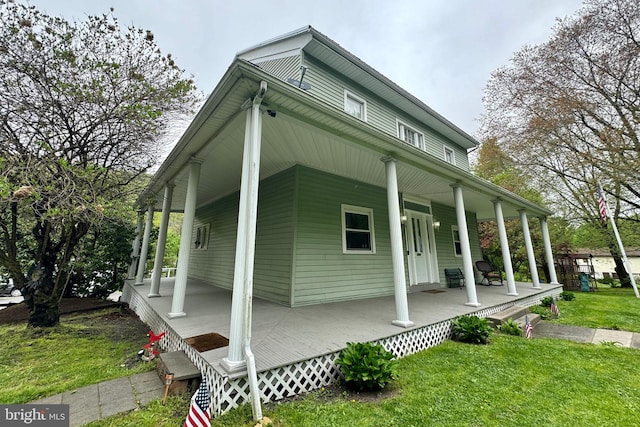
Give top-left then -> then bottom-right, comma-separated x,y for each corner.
599,182 -> 639,298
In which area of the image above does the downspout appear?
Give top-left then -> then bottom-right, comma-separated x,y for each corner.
244,81 -> 267,421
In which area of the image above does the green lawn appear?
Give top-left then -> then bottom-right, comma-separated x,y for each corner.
553,286 -> 640,332
0,307 -> 155,404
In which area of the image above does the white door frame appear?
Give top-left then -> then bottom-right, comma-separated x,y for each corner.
405,209 -> 439,285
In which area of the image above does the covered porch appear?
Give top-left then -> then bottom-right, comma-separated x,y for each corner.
122,277 -> 562,415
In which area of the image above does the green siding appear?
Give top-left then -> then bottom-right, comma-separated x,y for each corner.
189,169 -> 295,305
303,55 -> 471,171
432,203 -> 483,283
253,55 -> 301,82
292,167 -> 394,306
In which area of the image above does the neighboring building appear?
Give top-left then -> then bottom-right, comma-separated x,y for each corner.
573,248 -> 640,280
124,26 -> 560,417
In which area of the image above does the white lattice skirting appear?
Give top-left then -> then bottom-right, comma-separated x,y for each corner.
122,283 -> 561,417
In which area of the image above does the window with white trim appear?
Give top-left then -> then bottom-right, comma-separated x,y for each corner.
444,146 -> 455,164
344,91 -> 367,121
452,225 -> 462,257
194,223 -> 209,250
398,121 -> 424,150
341,204 -> 376,253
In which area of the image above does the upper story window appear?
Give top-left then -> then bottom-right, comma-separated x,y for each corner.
398,121 -> 424,151
444,146 -> 455,164
341,204 -> 376,253
344,90 -> 367,121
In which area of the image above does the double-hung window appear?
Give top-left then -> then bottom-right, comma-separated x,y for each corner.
341,204 -> 375,253
398,121 -> 424,150
452,226 -> 462,257
344,91 -> 367,121
194,224 -> 209,250
444,146 -> 455,164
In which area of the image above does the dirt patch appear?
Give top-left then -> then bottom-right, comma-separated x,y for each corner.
0,298 -> 119,324
184,332 -> 229,352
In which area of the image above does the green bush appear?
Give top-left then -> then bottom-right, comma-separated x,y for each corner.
451,315 -> 492,344
560,291 -> 575,301
497,318 -> 522,336
528,305 -> 552,319
540,296 -> 553,307
335,342 -> 397,391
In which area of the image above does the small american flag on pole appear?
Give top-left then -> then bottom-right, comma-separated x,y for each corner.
596,184 -> 608,222
550,298 -> 560,318
524,315 -> 533,339
184,376 -> 211,427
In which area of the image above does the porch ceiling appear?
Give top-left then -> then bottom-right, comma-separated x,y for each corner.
144,62 -> 550,221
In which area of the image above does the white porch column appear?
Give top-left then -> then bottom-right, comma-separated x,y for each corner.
492,199 -> 518,296
135,204 -> 154,286
168,159 -> 202,318
149,183 -> 174,297
382,156 -> 414,328
222,86 -> 265,373
539,216 -> 559,285
127,212 -> 143,280
519,210 -> 541,289
452,184 -> 480,307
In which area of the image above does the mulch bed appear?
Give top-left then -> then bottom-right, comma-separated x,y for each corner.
0,298 -> 119,324
184,332 -> 229,352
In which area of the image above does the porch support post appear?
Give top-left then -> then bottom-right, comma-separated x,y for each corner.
539,216 -> 559,285
452,184 -> 480,307
382,156 -> 414,328
492,199 -> 518,296
518,210 -> 541,289
135,203 -> 154,286
168,159 -> 202,318
149,183 -> 174,298
127,212 -> 143,280
223,85 -> 265,373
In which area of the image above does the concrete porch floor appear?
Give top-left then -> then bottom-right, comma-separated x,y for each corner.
125,278 -> 562,375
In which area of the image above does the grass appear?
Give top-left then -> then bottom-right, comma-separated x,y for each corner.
552,286 -> 640,332
5,287 -> 640,426
0,307 -> 155,404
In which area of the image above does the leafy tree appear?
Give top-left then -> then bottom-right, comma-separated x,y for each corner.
0,1 -> 199,326
480,0 -> 639,286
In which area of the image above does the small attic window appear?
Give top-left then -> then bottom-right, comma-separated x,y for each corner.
344,90 -> 367,121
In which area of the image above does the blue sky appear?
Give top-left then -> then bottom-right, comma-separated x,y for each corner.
29,0 -> 584,138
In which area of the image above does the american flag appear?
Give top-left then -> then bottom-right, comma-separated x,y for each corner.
184,376 -> 211,427
550,298 -> 560,317
524,315 -> 533,339
596,184 -> 608,222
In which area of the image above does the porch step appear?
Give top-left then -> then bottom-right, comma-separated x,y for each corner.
487,306 -> 541,330
487,305 -> 529,327
156,351 -> 202,395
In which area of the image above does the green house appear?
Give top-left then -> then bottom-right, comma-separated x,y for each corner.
126,26 -> 560,417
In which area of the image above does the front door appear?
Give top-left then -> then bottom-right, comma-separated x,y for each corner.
406,211 -> 439,285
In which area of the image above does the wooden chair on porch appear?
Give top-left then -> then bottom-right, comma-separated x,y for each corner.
475,260 -> 503,286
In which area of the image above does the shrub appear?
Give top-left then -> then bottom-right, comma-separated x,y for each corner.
497,318 -> 522,336
540,296 -> 553,307
335,342 -> 397,391
560,291 -> 575,301
451,315 -> 492,344
528,305 -> 552,319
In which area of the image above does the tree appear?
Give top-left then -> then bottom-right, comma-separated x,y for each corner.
0,1 -> 199,326
480,0 -> 640,286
